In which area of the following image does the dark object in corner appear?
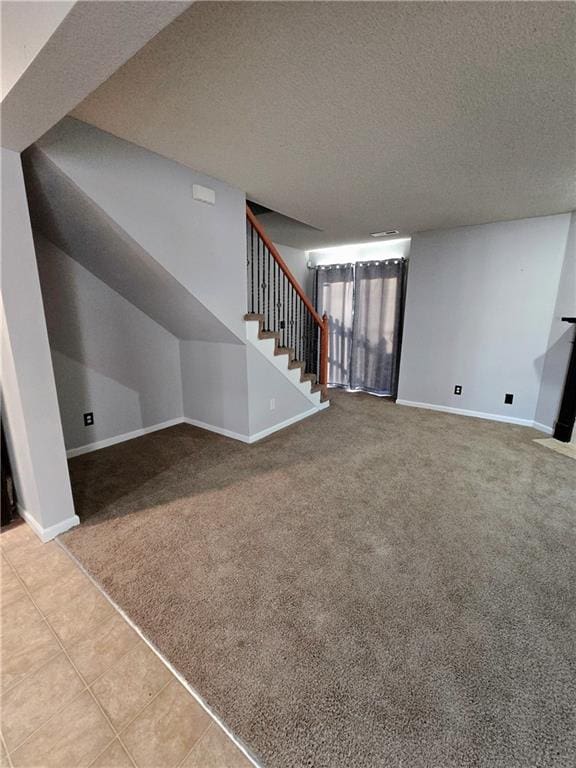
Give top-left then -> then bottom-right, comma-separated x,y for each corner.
553,317 -> 576,443
1,423 -> 17,527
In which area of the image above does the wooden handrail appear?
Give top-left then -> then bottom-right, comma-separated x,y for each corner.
246,205 -> 323,328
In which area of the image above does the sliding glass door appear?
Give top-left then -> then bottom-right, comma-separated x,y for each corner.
316,259 -> 405,396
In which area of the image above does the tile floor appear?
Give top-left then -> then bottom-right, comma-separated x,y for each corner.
0,520 -> 253,768
533,436 -> 576,460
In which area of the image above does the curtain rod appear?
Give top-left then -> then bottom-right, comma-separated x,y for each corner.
310,257 -> 405,270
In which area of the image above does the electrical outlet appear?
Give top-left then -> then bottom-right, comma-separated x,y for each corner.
83,412 -> 94,426
454,385 -> 462,395
504,393 -> 514,405
270,398 -> 276,411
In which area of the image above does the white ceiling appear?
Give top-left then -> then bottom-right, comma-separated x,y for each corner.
71,1 -> 576,248
1,0 -> 192,151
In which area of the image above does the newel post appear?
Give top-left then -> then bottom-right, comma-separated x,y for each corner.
320,313 -> 329,391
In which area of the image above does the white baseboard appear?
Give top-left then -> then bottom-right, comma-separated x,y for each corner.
532,421 -> 554,435
396,400 -> 545,431
182,417 -> 250,443
66,405 -> 331,458
18,504 -> 80,543
248,404 -> 328,442
66,417 -> 184,458
185,402 -> 328,444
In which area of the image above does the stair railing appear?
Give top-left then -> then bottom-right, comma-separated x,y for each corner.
246,205 -> 328,390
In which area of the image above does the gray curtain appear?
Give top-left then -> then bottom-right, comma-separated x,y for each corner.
350,260 -> 405,396
315,264 -> 354,387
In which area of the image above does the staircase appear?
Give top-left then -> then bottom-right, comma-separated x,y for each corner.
245,205 -> 329,403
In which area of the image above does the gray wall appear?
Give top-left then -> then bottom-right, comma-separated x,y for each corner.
26,120 -> 325,450
535,211 -> 576,429
1,148 -> 76,535
275,243 -> 312,297
32,117 -> 248,339
35,235 -> 183,450
180,340 -> 317,438
180,341 -> 250,437
397,214 -> 571,425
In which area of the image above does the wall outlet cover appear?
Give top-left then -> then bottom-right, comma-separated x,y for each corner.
270,398 -> 276,411
454,385 -> 462,395
504,393 -> 514,404
192,184 -> 215,205
83,412 -> 94,426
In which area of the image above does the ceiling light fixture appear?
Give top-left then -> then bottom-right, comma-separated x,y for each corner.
370,229 -> 399,237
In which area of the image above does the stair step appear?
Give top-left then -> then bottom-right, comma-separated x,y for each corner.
244,313 -> 264,322
288,360 -> 304,370
301,373 -> 317,384
275,346 -> 294,357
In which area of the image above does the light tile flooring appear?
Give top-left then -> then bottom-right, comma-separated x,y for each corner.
533,437 -> 576,460
0,521 -> 253,768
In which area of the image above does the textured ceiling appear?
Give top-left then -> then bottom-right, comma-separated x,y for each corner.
1,0 -> 192,151
72,1 -> 576,248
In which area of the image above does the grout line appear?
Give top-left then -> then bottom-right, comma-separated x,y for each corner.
3,538 -> 166,768
115,677 -> 173,738
0,732 -> 14,768
82,631 -> 140,689
7,686 -> 90,756
1,551 -> 117,760
56,538 -> 263,768
115,734 -> 139,768
174,718 -> 214,768
84,688 -> 138,768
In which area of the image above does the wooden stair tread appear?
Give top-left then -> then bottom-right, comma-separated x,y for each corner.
259,330 -> 280,340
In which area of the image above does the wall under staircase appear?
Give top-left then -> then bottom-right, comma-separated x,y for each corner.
26,118 -> 327,452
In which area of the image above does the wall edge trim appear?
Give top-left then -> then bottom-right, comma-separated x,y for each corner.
18,504 -> 80,543
395,399 -> 544,430
184,403 -> 328,445
65,417 -> 184,458
65,403 -> 331,459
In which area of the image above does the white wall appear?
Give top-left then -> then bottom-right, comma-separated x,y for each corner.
534,212 -> 576,430
180,340 -> 319,440
309,238 -> 411,267
35,235 -> 183,451
32,118 -> 248,339
27,119 -> 322,445
397,214 -> 571,428
0,148 -> 77,539
180,341 -> 250,437
275,243 -> 311,297
246,344 -> 318,436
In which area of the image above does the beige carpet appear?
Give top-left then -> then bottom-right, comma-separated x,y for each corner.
61,392 -> 576,768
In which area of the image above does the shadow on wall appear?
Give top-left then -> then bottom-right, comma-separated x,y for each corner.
33,235 -> 146,428
534,211 -> 576,428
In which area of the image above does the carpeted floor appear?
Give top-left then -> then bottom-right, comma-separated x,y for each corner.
61,392 -> 576,768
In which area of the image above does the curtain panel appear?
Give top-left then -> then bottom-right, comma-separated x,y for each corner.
315,259 -> 405,396
315,264 -> 354,388
350,260 -> 405,396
